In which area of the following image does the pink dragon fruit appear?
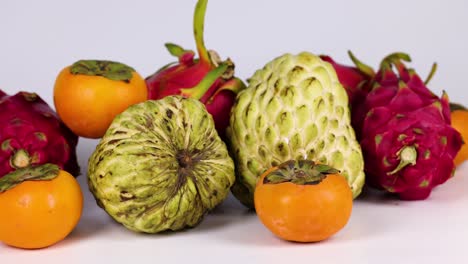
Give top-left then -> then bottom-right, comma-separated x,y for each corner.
145,0 -> 246,138
328,52 -> 463,200
0,90 -> 80,177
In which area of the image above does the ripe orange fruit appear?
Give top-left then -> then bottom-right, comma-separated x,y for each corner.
452,109 -> 468,166
449,103 -> 468,166
53,60 -> 148,138
0,164 -> 83,249
254,160 -> 353,242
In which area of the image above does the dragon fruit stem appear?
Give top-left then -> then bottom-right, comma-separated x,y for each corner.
388,146 -> 417,175
11,149 -> 31,169
180,63 -> 229,100
194,0 -> 211,65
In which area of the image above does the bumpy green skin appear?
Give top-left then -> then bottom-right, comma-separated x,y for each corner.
87,96 -> 235,233
227,52 -> 365,208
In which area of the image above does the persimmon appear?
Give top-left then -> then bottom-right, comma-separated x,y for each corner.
254,160 -> 353,243
451,103 -> 468,166
53,60 -> 148,138
0,164 -> 83,249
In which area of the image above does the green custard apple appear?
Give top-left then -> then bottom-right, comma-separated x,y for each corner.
88,96 -> 235,233
227,52 -> 365,208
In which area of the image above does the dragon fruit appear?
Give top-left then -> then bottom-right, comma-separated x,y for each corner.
0,90 -> 80,177
145,0 -> 246,138
330,52 -> 463,200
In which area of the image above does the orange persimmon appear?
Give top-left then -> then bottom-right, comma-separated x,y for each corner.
451,105 -> 468,166
53,60 -> 148,138
0,164 -> 83,249
254,160 -> 353,243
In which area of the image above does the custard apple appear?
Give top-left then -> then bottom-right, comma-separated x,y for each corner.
227,52 -> 365,208
88,96 -> 235,233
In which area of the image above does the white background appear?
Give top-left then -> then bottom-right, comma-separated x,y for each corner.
1,0 -> 467,263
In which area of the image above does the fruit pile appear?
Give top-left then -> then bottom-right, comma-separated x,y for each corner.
0,0 -> 466,249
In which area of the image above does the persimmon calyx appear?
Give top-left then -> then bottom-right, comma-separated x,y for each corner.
70,60 -> 135,82
263,160 -> 340,185
0,163 -> 60,193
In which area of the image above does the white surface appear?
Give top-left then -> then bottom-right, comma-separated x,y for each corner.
2,150 -> 468,263
1,0 -> 468,263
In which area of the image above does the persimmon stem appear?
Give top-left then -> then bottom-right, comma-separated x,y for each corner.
263,160 -> 340,185
70,60 -> 135,83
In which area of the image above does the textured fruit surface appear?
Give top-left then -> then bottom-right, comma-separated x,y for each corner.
254,160 -> 353,242
88,96 -> 235,233
321,52 -> 375,136
353,53 -> 463,200
227,52 -> 365,208
320,54 -> 371,107
53,60 -> 148,139
0,90 -> 79,177
145,0 -> 245,138
0,165 -> 83,249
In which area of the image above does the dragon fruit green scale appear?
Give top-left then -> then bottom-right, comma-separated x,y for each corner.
227,52 -> 365,208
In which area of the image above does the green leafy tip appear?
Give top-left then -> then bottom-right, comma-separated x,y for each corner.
165,43 -> 194,59
380,52 -> 411,72
180,63 -> 229,100
424,63 -> 438,85
348,50 -> 375,77
0,164 -> 60,193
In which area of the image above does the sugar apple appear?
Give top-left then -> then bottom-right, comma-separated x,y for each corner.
87,96 -> 235,233
227,52 -> 365,208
